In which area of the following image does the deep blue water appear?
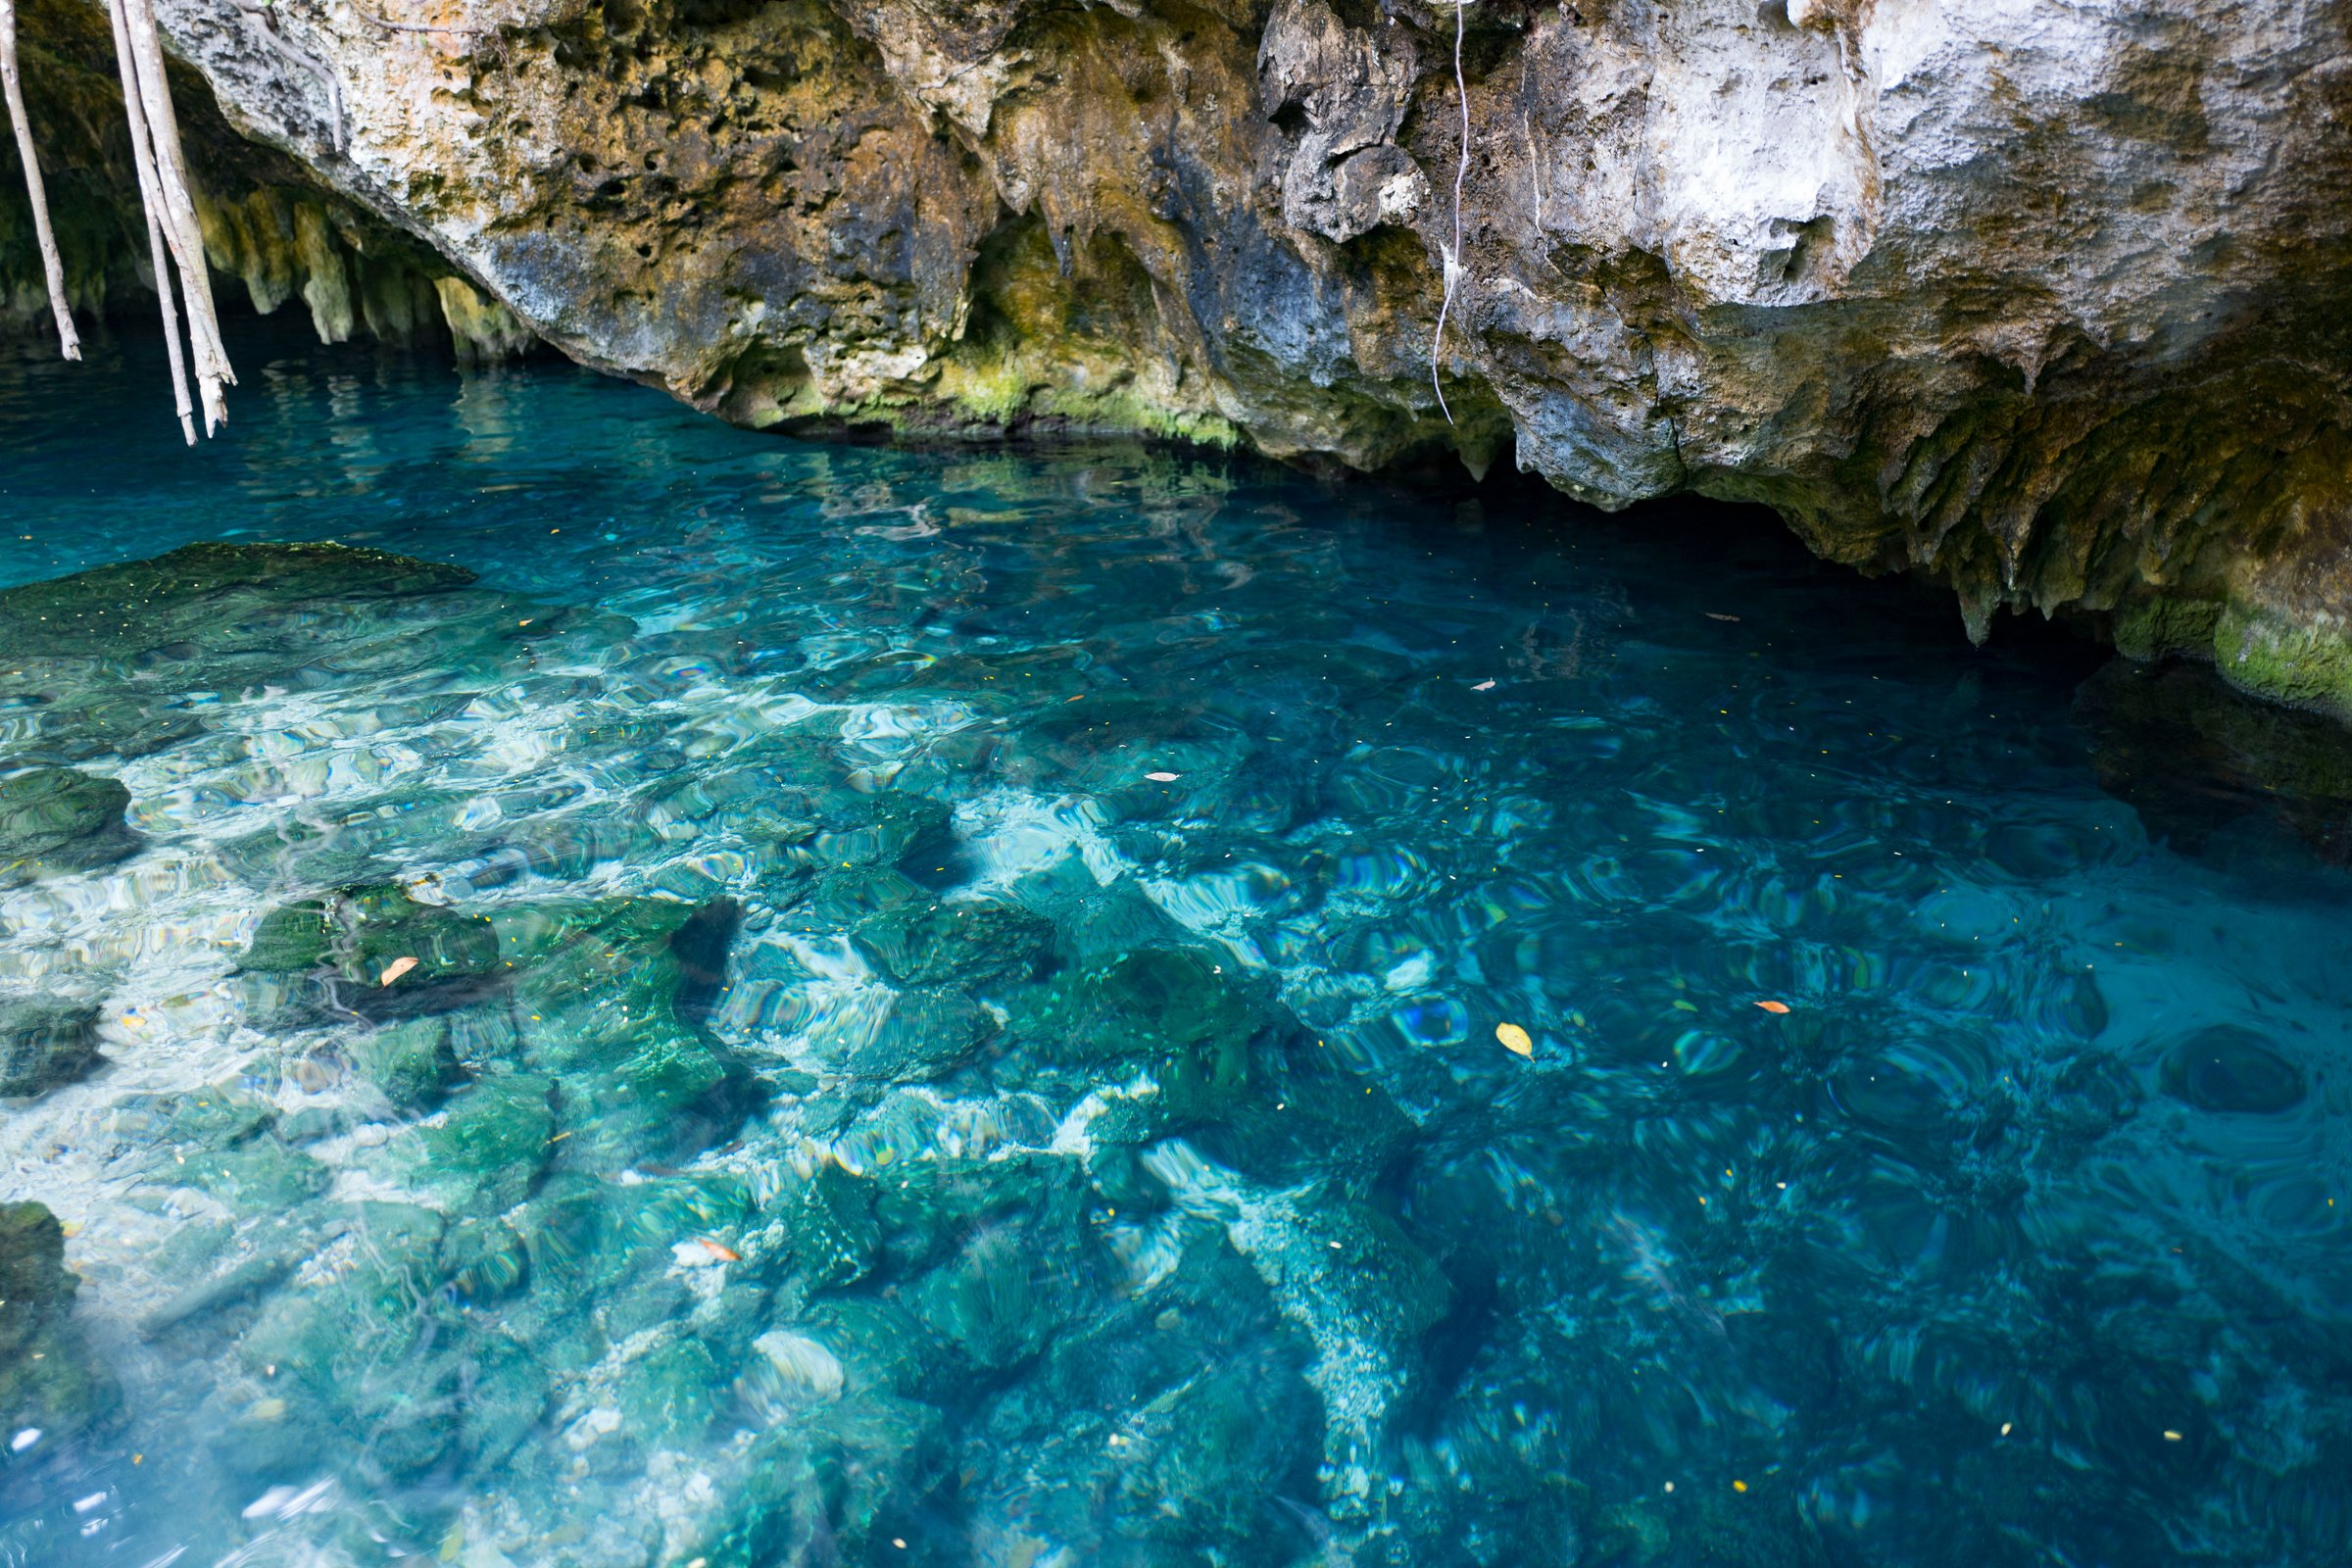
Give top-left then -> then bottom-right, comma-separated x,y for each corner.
1,318 -> 2348,1568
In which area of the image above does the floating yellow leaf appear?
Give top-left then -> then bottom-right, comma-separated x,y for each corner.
379,956 -> 418,987
1732,1478 -> 1748,1493
1496,1022 -> 1534,1057
1754,1000 -> 1790,1014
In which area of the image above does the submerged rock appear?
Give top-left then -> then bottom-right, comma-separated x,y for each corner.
0,1201 -> 117,1449
0,542 -> 474,664
497,898 -> 762,1164
2160,1026 -> 2308,1116
0,766 -> 136,885
0,1001 -> 104,1098
2078,658 -> 2352,862
243,883 -> 504,1014
347,1015 -> 471,1112
852,897 -> 1052,988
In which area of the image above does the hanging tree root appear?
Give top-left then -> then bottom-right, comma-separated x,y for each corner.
103,0 -> 196,440
105,0 -> 233,437
1431,0 -> 1471,426
0,0 -> 81,359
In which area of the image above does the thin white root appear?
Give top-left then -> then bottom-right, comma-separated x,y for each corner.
1431,0 -> 1471,426
145,197 -> 196,445
106,0 -> 230,437
122,0 -> 232,431
0,0 -> 81,360
104,0 -> 195,441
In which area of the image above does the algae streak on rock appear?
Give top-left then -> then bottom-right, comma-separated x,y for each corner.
18,0 -> 2352,713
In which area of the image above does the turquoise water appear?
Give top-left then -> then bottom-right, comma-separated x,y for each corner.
2,318 -> 2349,1568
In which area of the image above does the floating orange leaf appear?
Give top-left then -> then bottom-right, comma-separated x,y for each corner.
697,1238 -> 742,1262
378,956 -> 418,987
1495,1022 -> 1534,1057
1754,1000 -> 1790,1014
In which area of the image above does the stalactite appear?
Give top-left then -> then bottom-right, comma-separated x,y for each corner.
0,0 -> 80,360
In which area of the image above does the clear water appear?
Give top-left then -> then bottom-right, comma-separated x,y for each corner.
2,318 -> 2349,1568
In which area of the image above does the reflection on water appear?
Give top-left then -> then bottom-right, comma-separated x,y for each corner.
2,319 -> 2350,1567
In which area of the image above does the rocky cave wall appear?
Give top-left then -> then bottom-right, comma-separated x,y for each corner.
6,0 -> 2352,714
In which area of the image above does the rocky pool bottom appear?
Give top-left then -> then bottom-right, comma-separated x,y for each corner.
1,322 -> 2350,1568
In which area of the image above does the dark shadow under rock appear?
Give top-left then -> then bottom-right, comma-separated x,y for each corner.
2075,658 -> 2352,864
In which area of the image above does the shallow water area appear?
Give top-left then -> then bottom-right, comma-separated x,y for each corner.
2,319 -> 2350,1567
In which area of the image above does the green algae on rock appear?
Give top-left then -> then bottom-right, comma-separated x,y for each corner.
0,1000 -> 102,1098
0,1201 -> 116,1450
0,542 -> 475,660
0,765 -> 134,885
243,882 -> 504,1015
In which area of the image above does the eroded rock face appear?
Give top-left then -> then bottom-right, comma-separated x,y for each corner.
17,0 -> 2352,710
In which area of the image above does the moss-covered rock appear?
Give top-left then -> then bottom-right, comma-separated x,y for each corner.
0,542 -> 474,663
0,766 -> 135,885
0,1201 -> 117,1447
347,1015 -> 471,1112
0,1000 -> 103,1098
851,897 -> 1052,988
494,898 -> 762,1166
243,883 -> 503,1015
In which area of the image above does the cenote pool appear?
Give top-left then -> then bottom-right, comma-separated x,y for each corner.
1,320 -> 2349,1568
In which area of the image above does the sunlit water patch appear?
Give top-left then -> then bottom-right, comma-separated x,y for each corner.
1,320 -> 2350,1567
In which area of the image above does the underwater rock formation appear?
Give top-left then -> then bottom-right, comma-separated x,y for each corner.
0,1201 -> 117,1453
4,0 -> 2329,712
0,1000 -> 103,1097
0,765 -> 134,885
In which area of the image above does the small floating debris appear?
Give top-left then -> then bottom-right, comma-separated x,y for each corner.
1472,679 -> 1496,691
1145,771 -> 1181,782
1495,1022 -> 1534,1057
378,956 -> 418,987
1754,1000 -> 1790,1014
1707,612 -> 1741,622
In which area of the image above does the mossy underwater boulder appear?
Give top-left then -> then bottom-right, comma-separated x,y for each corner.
494,897 -> 763,1165
243,882 -> 504,1014
0,542 -> 476,664
0,766 -> 137,886
0,542 -> 620,766
0,1201 -> 118,1450
0,1001 -> 105,1098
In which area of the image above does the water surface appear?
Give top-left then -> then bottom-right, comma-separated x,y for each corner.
1,319 -> 2348,1567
